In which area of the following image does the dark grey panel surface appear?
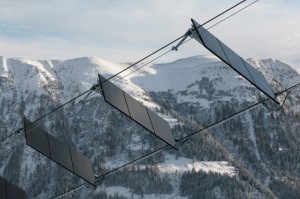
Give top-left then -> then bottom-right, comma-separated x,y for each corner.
99,75 -> 130,116
243,60 -> 275,99
193,19 -> 229,63
191,18 -> 276,102
25,119 -> 51,158
0,176 -> 6,199
70,148 -> 95,184
98,74 -> 176,147
147,109 -> 176,147
6,180 -> 26,199
124,92 -> 154,132
192,33 -> 203,45
48,135 -> 73,172
219,41 -> 254,83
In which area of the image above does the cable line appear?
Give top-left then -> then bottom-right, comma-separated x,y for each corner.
177,97 -> 268,147
0,87 -> 96,143
113,0 -> 261,84
103,0 -> 248,84
207,0 -> 259,30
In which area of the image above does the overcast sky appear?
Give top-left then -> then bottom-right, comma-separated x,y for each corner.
0,0 -> 300,66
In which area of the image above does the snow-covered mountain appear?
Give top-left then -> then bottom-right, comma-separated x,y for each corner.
1,55 -> 300,198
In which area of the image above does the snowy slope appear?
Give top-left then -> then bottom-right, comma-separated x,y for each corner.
1,55 -> 300,198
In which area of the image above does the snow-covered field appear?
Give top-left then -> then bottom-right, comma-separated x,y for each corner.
158,155 -> 235,176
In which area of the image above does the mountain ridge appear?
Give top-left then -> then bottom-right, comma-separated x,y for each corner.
1,55 -> 300,198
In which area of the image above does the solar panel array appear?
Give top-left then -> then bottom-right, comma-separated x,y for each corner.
0,176 -> 26,199
98,75 -> 176,148
24,118 -> 95,185
191,18 -> 277,103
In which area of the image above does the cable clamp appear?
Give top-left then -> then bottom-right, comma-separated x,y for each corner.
172,28 -> 193,51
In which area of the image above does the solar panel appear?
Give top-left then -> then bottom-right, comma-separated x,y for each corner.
242,59 -> 275,98
98,75 -> 176,148
123,92 -> 154,132
24,118 -> 51,158
99,75 -> 130,116
48,134 -> 73,172
0,176 -> 26,199
6,180 -> 26,199
24,118 -> 95,185
191,18 -> 276,102
197,24 -> 229,64
219,41 -> 255,83
147,109 -> 176,147
70,148 -> 95,184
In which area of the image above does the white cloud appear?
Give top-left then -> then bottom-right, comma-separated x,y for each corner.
0,0 -> 299,64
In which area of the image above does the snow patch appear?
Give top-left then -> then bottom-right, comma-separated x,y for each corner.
98,186 -> 188,199
245,112 -> 261,160
158,155 -> 235,176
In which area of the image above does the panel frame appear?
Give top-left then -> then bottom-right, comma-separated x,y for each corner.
24,118 -> 51,158
48,134 -> 74,172
70,148 -> 95,185
147,109 -> 176,147
24,118 -> 96,186
98,75 -> 177,148
123,92 -> 154,133
191,18 -> 278,104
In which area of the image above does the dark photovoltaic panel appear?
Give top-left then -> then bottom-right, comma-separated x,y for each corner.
99,75 -> 130,116
219,42 -> 254,82
147,109 -> 176,147
99,75 -> 176,148
24,118 -> 51,157
48,134 -> 73,172
191,19 -> 276,102
0,176 -> 26,199
24,118 -> 95,185
70,148 -> 95,185
124,92 -> 154,132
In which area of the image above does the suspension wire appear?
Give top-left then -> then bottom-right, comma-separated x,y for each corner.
27,88 -> 94,128
0,129 -> 22,143
113,49 -> 173,84
113,0 -> 261,84
208,0 -> 259,30
0,87 -> 95,143
2,1 -> 285,198
167,148 -> 284,199
103,0 -> 247,84
276,82 -> 300,95
176,75 -> 300,147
